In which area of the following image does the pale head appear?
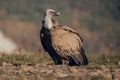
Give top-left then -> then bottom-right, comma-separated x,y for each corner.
45,9 -> 60,18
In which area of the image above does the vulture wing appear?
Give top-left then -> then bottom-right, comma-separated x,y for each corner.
51,25 -> 88,65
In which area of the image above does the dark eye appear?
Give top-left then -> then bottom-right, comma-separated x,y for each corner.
51,11 -> 55,13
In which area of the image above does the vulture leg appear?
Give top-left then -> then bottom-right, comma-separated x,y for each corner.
62,59 -> 69,65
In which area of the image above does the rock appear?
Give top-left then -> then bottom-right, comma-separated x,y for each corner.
2,62 -> 13,67
21,65 -> 33,72
69,67 -> 79,74
114,69 -> 120,80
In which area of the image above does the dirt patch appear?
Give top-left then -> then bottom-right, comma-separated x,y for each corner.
0,62 -> 120,80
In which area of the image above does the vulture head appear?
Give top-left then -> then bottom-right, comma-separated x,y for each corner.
45,9 -> 60,18
44,9 -> 60,30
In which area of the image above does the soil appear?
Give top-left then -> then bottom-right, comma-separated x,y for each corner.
0,62 -> 120,80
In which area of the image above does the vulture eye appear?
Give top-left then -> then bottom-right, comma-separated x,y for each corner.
51,11 -> 55,14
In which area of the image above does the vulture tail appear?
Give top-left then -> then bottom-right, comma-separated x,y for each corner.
69,47 -> 88,66
80,47 -> 88,65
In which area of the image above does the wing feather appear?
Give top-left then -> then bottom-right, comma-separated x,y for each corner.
58,25 -> 83,41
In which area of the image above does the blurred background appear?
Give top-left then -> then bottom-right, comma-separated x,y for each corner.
0,0 -> 120,53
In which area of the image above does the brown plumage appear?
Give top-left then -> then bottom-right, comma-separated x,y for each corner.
40,9 -> 88,66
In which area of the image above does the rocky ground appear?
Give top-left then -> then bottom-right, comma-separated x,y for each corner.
0,62 -> 120,80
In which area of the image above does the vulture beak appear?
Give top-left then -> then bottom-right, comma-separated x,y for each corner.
54,12 -> 60,16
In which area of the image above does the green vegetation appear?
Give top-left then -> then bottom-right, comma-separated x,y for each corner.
0,50 -> 119,68
88,51 -> 120,67
0,52 -> 53,66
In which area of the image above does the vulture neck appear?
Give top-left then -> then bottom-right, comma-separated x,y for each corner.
44,16 -> 53,30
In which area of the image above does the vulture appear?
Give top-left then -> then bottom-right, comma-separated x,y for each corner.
40,9 -> 88,66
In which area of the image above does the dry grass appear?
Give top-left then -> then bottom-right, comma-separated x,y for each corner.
0,50 -> 119,67
0,51 -> 53,66
87,51 -> 120,68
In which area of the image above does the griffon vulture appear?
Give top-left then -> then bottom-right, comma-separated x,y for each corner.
40,9 -> 88,66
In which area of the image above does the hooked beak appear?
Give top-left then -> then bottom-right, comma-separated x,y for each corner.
54,12 -> 60,16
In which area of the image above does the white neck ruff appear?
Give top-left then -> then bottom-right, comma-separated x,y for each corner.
44,16 -> 53,30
